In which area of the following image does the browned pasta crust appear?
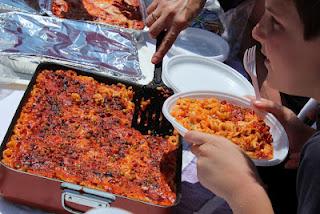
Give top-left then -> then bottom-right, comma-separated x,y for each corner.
2,70 -> 178,206
52,0 -> 145,30
171,98 -> 273,159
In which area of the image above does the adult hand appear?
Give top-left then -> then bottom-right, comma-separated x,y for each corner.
145,0 -> 206,64
184,131 -> 273,213
249,97 -> 316,169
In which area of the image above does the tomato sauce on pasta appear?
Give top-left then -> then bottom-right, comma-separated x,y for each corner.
2,70 -> 178,206
52,0 -> 145,30
171,98 -> 273,159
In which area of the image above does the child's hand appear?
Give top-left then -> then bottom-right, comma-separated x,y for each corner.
249,97 -> 316,169
184,131 -> 262,199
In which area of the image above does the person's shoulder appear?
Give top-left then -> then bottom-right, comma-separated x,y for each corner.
305,131 -> 320,145
297,131 -> 320,214
301,131 -> 320,161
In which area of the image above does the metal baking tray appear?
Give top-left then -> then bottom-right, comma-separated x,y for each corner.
39,0 -> 148,37
0,62 -> 182,214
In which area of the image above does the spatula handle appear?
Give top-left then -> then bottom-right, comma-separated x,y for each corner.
154,31 -> 166,84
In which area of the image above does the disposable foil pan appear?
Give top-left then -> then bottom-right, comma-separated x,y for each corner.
0,12 -> 146,83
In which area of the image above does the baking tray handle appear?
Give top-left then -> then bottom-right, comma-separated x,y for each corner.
61,182 -> 116,214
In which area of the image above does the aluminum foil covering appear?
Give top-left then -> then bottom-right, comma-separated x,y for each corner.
0,12 -> 144,82
0,0 -> 39,13
39,0 -> 148,35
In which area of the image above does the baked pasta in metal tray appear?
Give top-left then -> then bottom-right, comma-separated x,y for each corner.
1,64 -> 181,207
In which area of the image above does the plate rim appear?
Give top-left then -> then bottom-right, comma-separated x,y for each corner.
163,55 -> 255,96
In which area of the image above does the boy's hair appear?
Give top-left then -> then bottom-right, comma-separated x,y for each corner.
294,0 -> 320,40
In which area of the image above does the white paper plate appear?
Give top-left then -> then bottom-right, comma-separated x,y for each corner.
168,27 -> 230,62
162,91 -> 289,166
163,55 -> 254,96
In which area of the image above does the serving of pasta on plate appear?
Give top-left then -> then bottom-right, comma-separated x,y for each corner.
162,91 -> 289,166
171,97 -> 273,160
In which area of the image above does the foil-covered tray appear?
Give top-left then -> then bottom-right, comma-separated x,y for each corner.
0,12 -> 146,83
0,0 -> 39,13
39,0 -> 148,36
